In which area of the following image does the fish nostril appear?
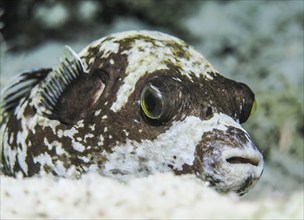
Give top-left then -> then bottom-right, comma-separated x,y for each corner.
226,157 -> 259,166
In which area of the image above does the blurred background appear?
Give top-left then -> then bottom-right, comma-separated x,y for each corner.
0,0 -> 303,200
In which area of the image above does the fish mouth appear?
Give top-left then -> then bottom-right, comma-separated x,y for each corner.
198,140 -> 264,195
226,156 -> 260,166
222,147 -> 264,171
216,146 -> 264,194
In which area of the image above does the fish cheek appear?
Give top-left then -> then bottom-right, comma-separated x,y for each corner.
55,74 -> 104,125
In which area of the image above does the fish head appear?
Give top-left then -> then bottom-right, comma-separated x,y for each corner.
75,31 -> 264,194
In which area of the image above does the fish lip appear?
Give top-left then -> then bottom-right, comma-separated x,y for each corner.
221,147 -> 264,179
197,146 -> 265,194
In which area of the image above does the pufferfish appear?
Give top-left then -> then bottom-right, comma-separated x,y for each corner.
0,31 -> 263,194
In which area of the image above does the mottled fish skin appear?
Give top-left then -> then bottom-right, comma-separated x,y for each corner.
0,31 -> 263,194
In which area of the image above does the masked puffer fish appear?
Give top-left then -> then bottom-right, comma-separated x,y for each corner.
0,30 -> 263,194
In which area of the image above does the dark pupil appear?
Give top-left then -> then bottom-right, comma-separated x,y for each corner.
145,90 -> 161,116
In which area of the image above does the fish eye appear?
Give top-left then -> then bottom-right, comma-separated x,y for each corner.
140,76 -> 184,125
141,83 -> 165,120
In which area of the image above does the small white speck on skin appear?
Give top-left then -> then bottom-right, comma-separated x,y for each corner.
138,129 -> 143,133
89,124 -> 96,131
88,57 -> 95,65
102,115 -> 108,120
57,129 -> 63,138
78,156 -> 90,163
97,134 -> 104,146
72,140 -> 85,152
95,109 -> 101,116
173,77 -> 182,82
104,127 -> 108,133
44,137 -> 52,151
84,133 -> 94,142
77,137 -> 82,141
110,59 -> 115,64
123,129 -> 129,136
109,135 -> 113,139
63,127 -> 78,138
76,120 -> 84,128
104,101 -> 108,106
55,143 -> 66,155
9,134 -> 14,145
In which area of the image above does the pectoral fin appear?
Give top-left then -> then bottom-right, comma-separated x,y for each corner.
33,46 -> 105,124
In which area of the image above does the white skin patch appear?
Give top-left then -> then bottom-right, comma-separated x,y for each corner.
78,156 -> 90,163
102,113 -> 243,181
63,127 -> 79,138
103,31 -> 217,112
89,124 -> 96,131
97,135 -> 104,146
15,114 -> 32,174
57,129 -> 63,138
53,160 -> 68,176
76,120 -> 84,128
38,116 -> 61,135
43,137 -> 66,155
33,152 -> 54,175
1,130 -> 17,171
95,109 -> 101,116
25,114 -> 38,133
84,133 -> 94,142
72,140 -> 85,152
55,143 -> 66,155
14,98 -> 28,120
110,39 -> 169,112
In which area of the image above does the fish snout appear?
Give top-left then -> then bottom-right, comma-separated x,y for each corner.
220,142 -> 264,194
196,125 -> 264,195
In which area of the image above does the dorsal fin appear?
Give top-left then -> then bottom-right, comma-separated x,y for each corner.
33,46 -> 88,118
1,68 -> 52,113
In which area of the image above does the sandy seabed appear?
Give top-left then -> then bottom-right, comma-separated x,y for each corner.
1,172 -> 303,219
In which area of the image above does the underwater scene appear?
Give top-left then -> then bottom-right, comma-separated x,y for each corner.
0,0 -> 303,219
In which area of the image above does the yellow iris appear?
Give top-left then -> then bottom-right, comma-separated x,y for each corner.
141,95 -> 155,119
250,98 -> 257,116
